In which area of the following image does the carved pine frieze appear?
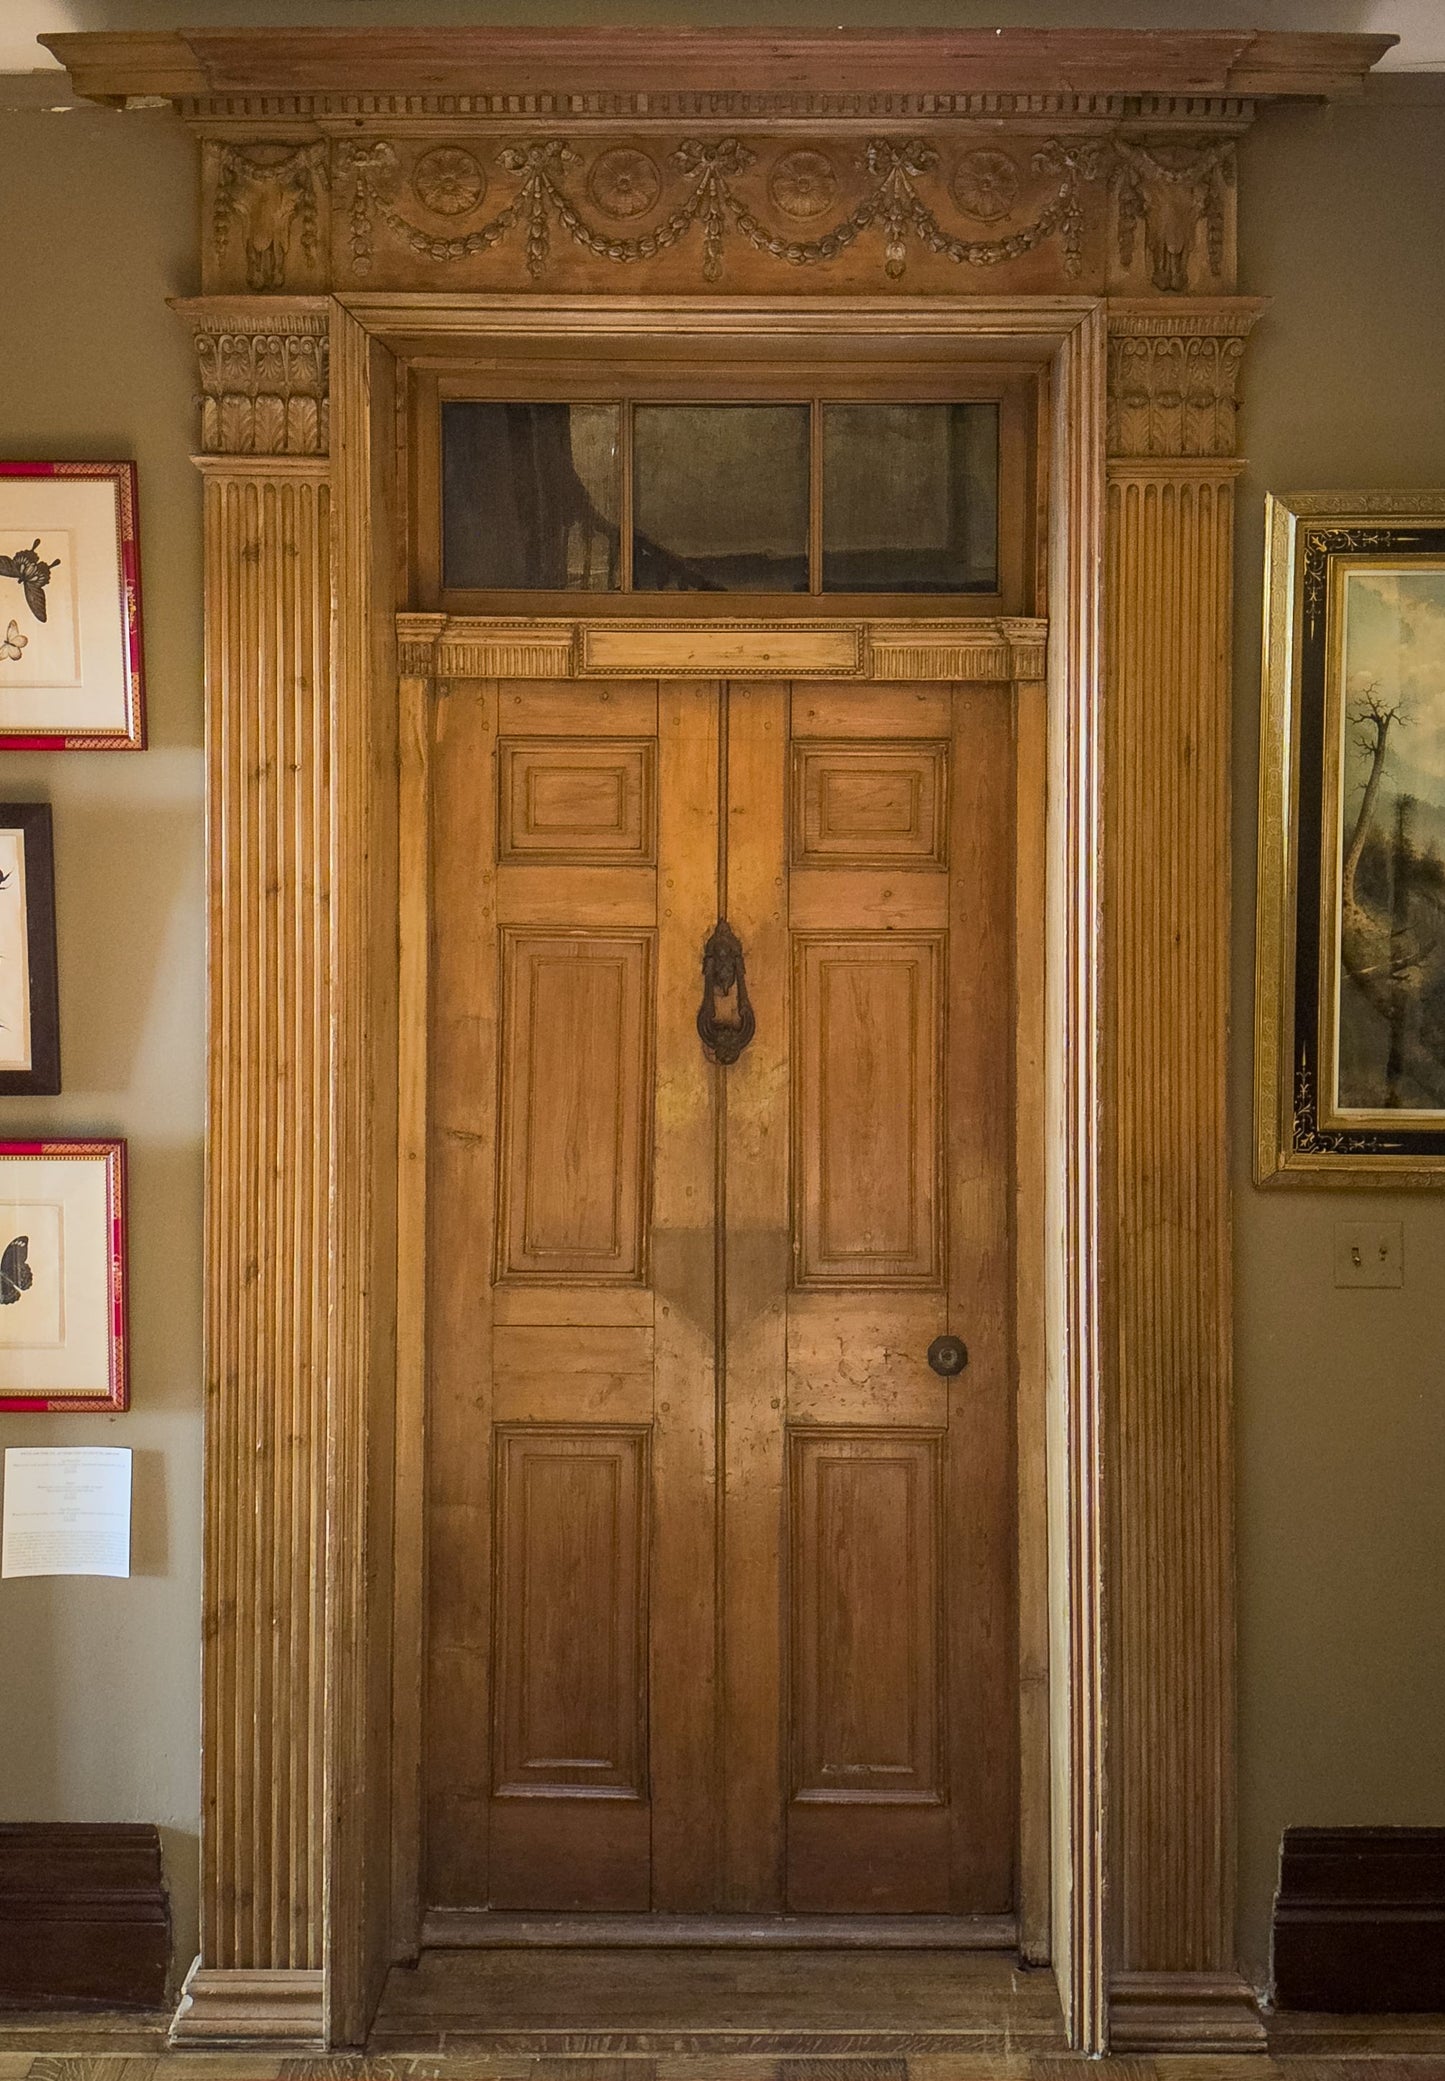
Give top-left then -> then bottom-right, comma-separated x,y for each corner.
197,126 -> 1241,296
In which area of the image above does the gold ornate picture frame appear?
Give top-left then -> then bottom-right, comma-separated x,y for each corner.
1256,491 -> 1445,1184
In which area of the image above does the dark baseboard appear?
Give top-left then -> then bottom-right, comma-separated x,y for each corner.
0,1823 -> 169,2011
1273,1825 -> 1445,2013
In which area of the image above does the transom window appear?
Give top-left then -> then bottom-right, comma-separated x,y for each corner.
440,399 -> 1001,597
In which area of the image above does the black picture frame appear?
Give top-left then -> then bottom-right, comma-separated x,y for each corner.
0,802 -> 60,1097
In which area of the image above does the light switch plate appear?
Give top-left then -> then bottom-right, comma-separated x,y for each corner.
1333,1220 -> 1404,1288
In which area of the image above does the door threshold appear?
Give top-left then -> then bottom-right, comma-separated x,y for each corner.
420,1909 -> 1017,1949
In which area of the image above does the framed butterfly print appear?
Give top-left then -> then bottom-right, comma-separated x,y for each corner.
1256,491 -> 1445,1183
0,463 -> 145,751
0,1140 -> 127,1411
0,803 -> 60,1096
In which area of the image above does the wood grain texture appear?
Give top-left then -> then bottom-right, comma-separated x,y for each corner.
1102,298 -> 1260,2050
492,1428 -> 650,1797
326,306 -> 401,2046
200,450 -> 332,1983
45,26 -> 1396,104
1106,463 -> 1236,1975
399,617 -> 1043,686
425,679 -> 502,1910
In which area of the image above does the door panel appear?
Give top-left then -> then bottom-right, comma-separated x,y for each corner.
793,934 -> 943,1284
426,668 -> 1016,1919
496,930 -> 652,1278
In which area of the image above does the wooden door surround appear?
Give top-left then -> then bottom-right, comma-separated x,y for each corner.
45,23 -> 1393,2059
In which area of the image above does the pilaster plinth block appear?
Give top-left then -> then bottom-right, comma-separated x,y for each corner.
171,1961 -> 327,2046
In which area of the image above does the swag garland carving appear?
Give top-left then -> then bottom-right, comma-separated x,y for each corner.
198,127 -> 1239,294
337,133 -> 1105,283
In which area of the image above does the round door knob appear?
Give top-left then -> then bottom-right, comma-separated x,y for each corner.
927,1334 -> 969,1378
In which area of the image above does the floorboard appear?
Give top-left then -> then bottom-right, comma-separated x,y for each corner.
2,1989 -> 1445,2076
366,1946 -> 1060,2054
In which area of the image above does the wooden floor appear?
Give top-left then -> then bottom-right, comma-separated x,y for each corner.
1,1948 -> 1443,2079
367,1947 -> 1059,2055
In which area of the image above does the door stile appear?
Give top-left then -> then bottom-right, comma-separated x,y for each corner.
650,683 -> 724,1909
944,681 -> 1019,1909
425,677 -> 502,1905
1013,666 -> 1052,1966
718,680 -> 791,1911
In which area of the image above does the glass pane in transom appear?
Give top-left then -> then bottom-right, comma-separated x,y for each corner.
822,403 -> 999,594
633,404 -> 810,593
442,401 -> 622,591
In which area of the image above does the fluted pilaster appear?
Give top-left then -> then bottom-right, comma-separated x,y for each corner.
173,300 -> 337,2049
1104,299 -> 1263,2054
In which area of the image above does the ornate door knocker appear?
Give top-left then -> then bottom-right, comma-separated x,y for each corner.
697,917 -> 756,1065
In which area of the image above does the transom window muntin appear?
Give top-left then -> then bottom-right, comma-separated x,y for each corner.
440,398 -> 1002,598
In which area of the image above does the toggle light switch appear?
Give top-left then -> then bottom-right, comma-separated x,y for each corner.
1332,1220 -> 1404,1289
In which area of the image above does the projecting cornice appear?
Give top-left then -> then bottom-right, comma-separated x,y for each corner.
40,28 -> 1394,302
42,27 -> 1395,112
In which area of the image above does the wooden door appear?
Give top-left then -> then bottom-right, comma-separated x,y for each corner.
426,670 -> 1016,1919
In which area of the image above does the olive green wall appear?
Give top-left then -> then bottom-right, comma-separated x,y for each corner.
1,14 -> 1442,1999
0,103 -> 203,1963
1234,81 -> 1445,1979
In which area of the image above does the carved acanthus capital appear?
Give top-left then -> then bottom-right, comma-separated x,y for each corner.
178,302 -> 331,457
1106,302 -> 1264,460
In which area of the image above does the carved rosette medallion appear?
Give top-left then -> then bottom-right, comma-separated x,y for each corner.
950,148 -> 1020,221
412,146 -> 487,217
767,148 -> 839,220
586,147 -> 663,219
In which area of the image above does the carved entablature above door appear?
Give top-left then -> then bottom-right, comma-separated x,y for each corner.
50,27 -> 1390,301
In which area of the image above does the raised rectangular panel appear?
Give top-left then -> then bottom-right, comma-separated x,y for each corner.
580,622 -> 863,677
499,738 -> 656,864
793,742 -> 948,867
790,1430 -> 943,1801
793,935 -> 943,1286
497,931 -> 652,1280
493,1426 -> 649,1797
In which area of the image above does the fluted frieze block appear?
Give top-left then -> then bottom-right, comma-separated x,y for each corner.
1107,299 -> 1263,458
179,299 -> 330,456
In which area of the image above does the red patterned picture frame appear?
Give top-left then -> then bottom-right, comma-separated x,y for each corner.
0,462 -> 145,751
0,1140 -> 128,1411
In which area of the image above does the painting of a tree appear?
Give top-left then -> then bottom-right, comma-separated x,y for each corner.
1335,570 -> 1445,1114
